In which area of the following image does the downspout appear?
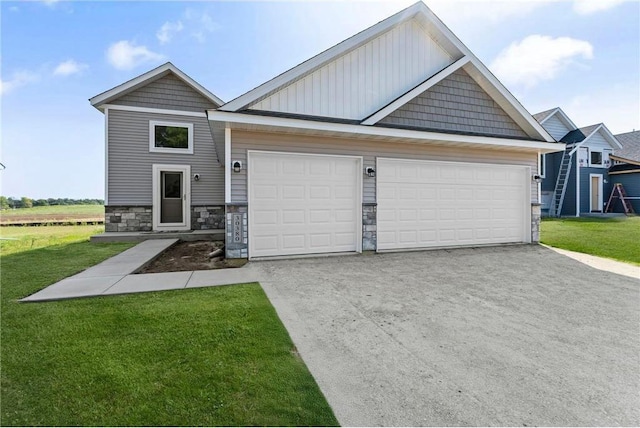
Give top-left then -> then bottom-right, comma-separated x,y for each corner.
576,158 -> 580,217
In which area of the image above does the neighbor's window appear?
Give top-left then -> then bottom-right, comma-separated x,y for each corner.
590,151 -> 603,166
149,120 -> 194,154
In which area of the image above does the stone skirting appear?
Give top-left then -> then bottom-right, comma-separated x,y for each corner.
191,206 -> 225,230
225,204 -> 248,259
362,203 -> 377,251
531,203 -> 541,243
105,206 -> 152,232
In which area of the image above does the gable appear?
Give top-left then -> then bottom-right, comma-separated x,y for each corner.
111,73 -> 217,112
541,114 -> 572,141
377,69 -> 528,138
585,129 -> 616,150
248,18 -> 455,120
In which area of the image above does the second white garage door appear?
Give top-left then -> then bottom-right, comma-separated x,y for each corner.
248,151 -> 361,258
377,158 -> 530,250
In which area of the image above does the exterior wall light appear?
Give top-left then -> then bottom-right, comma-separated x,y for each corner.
366,167 -> 376,178
232,161 -> 242,173
532,174 -> 542,183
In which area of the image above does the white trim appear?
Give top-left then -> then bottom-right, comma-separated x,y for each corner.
90,62 -> 223,107
101,104 -> 207,118
152,164 -> 191,231
104,107 -> 109,206
246,150 -> 363,259
225,127 -> 231,204
588,149 -> 605,168
538,107 -> 578,130
570,124 -> 623,157
589,173 -> 604,212
537,151 -> 542,205
576,160 -> 581,217
208,110 -> 564,153
149,120 -> 194,154
219,2 -> 432,112
361,56 -> 470,125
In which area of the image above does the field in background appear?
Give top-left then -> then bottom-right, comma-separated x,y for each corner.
0,205 -> 104,226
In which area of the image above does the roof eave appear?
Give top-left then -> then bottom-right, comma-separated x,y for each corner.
207,110 -> 564,154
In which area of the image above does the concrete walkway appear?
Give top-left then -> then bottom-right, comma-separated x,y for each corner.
22,239 -> 260,302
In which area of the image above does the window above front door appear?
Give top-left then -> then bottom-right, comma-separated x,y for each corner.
149,120 -> 194,154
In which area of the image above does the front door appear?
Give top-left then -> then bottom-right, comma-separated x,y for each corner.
590,174 -> 602,212
152,164 -> 190,231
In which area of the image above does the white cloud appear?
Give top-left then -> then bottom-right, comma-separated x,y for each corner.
183,9 -> 221,43
572,0 -> 628,14
0,71 -> 39,95
42,0 -> 60,6
53,59 -> 88,76
156,20 -> 184,45
106,40 -> 165,70
490,35 -> 593,88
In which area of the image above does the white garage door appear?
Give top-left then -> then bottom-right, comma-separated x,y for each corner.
377,158 -> 530,250
248,151 -> 361,258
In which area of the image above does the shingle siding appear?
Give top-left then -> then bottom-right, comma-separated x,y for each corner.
107,109 -> 224,205
378,69 -> 528,139
111,74 -> 216,112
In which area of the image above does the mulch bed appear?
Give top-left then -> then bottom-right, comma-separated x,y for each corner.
138,241 -> 247,273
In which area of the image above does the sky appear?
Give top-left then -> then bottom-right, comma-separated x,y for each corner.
1,0 -> 639,199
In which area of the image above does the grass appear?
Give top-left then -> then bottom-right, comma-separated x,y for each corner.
541,216 -> 640,265
0,205 -> 104,218
0,225 -> 106,256
1,226 -> 338,426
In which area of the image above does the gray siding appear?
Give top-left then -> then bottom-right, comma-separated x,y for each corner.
541,115 -> 570,141
111,74 -> 216,112
107,109 -> 224,205
230,130 -> 537,204
378,69 -> 528,139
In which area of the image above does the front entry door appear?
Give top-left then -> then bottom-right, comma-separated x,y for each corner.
153,164 -> 190,231
590,174 -> 602,212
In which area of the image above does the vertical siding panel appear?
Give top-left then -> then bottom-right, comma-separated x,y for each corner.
336,57 -> 344,118
296,79 -> 305,113
321,66 -> 329,116
327,61 -> 337,117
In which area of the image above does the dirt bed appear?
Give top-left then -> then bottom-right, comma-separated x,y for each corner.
138,241 -> 247,273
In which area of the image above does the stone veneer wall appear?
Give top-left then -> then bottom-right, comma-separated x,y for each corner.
106,205 -> 225,232
363,203 -> 377,251
191,206 -> 225,230
105,206 -> 152,232
225,204 -> 248,259
531,204 -> 541,243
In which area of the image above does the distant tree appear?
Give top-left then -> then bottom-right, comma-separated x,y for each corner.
0,196 -> 9,210
21,197 -> 33,209
33,199 -> 49,207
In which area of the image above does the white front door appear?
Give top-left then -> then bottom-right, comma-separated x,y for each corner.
376,158 -> 530,250
590,174 -> 603,212
248,151 -> 362,258
152,164 -> 191,231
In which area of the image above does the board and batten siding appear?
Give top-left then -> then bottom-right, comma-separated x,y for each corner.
111,74 -> 217,112
249,19 -> 454,120
107,109 -> 224,205
378,69 -> 528,139
541,115 -> 571,141
230,131 -> 537,204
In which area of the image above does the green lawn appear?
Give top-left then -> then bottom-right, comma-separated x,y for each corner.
1,227 -> 337,426
0,204 -> 104,218
1,225 -> 106,255
541,216 -> 640,265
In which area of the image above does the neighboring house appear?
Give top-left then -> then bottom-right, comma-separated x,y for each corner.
609,130 -> 640,213
534,107 -> 622,217
92,2 -> 562,259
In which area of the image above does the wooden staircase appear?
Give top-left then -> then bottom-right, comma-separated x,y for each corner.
549,145 -> 574,217
605,183 -> 636,215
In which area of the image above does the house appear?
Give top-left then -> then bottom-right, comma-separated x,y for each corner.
534,107 -> 622,216
91,2 -> 562,259
608,130 -> 640,213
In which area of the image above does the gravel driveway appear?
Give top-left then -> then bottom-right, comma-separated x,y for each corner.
247,245 -> 640,426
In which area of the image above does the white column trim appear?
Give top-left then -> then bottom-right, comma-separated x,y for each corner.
225,127 -> 232,204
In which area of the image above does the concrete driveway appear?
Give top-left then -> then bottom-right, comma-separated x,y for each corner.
247,245 -> 639,426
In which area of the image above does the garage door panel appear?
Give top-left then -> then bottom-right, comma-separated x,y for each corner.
249,152 -> 360,258
377,158 -> 528,250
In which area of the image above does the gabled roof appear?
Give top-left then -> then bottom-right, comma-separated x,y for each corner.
533,107 -> 578,130
612,130 -> 640,162
532,108 -> 557,123
562,123 -> 622,149
90,62 -> 223,109
217,1 -> 553,142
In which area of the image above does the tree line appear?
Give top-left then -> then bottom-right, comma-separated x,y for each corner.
0,197 -> 104,210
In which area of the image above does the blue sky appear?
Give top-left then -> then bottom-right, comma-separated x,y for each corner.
1,0 -> 638,199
